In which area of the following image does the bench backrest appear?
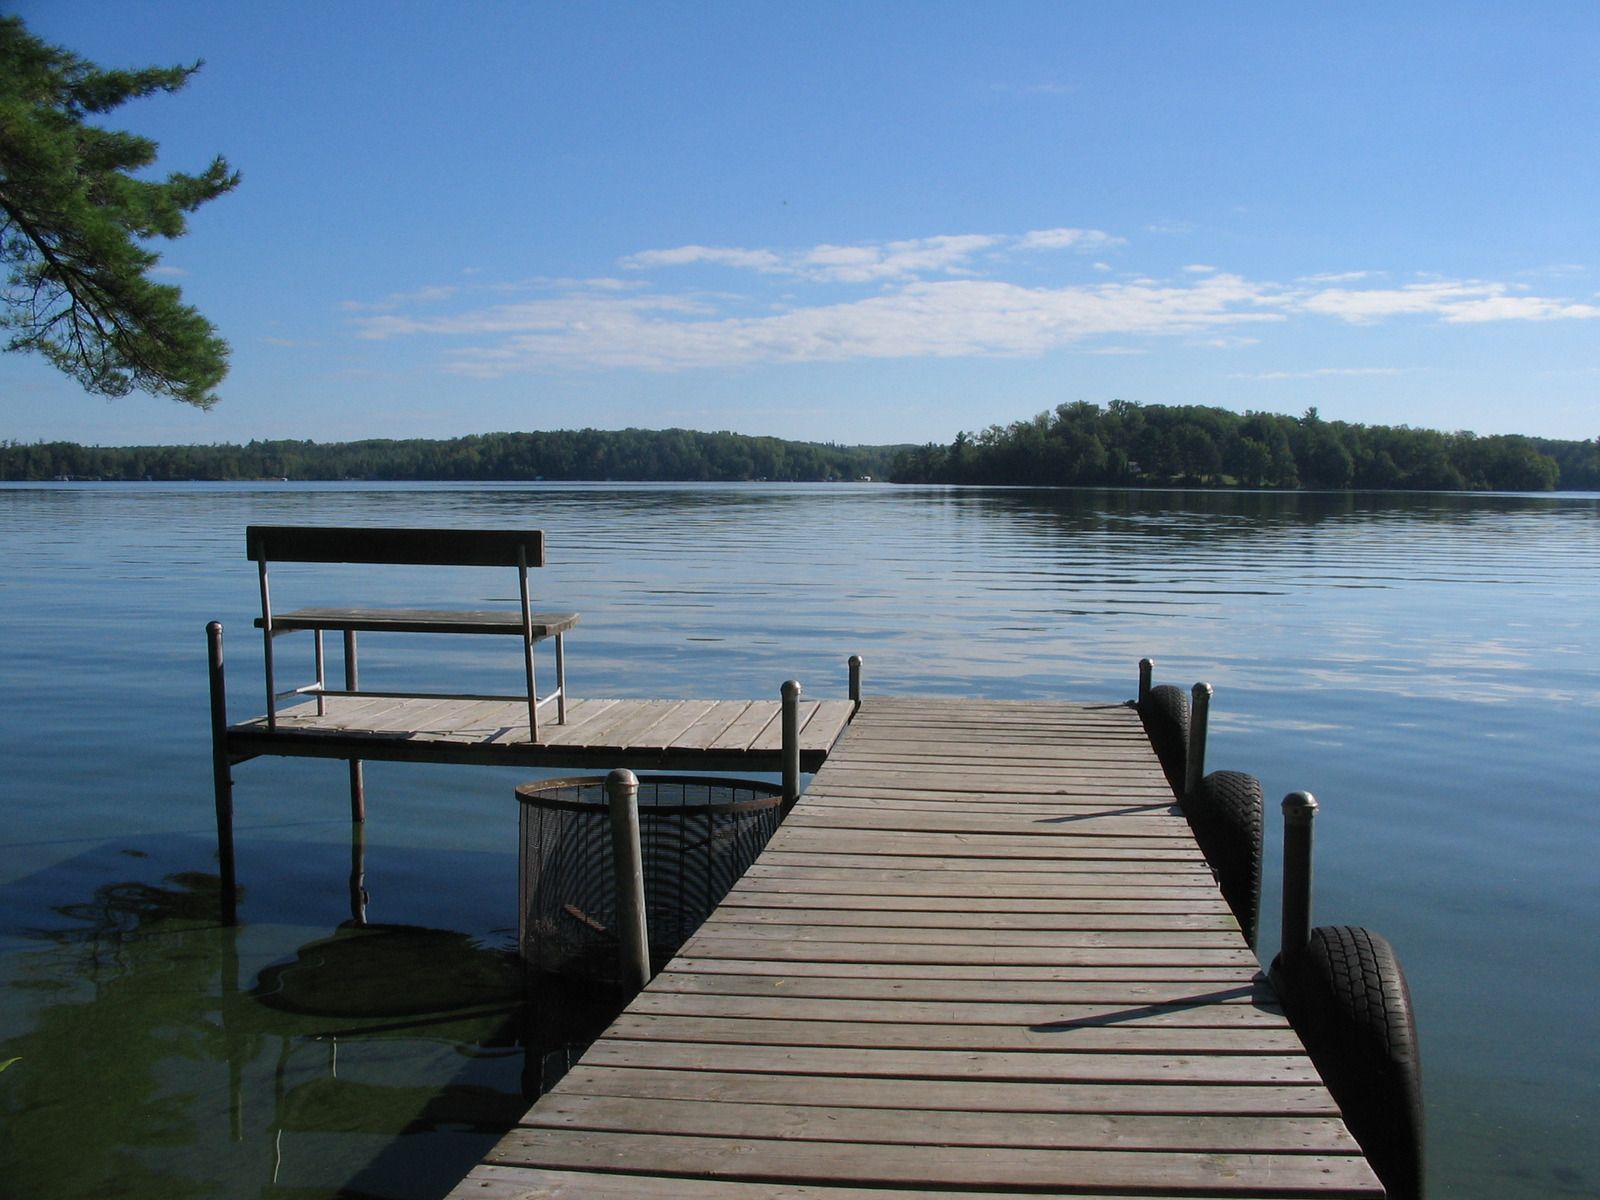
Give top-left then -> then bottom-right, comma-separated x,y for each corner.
246,526 -> 545,568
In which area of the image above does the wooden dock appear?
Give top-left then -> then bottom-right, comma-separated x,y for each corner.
451,697 -> 1384,1198
223,695 -> 858,773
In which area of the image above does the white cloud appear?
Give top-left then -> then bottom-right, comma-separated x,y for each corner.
341,284 -> 460,313
1016,227 -> 1125,253
1297,270 -> 1379,284
358,273 -> 1290,375
346,230 -> 1600,376
801,234 -> 1001,283
1299,280 -> 1600,324
619,229 -> 1121,285
619,245 -> 785,273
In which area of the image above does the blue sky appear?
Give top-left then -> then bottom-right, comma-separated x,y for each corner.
5,1 -> 1598,447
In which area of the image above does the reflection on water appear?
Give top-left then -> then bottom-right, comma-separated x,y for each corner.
0,837 -> 621,1200
1,482 -> 1597,1200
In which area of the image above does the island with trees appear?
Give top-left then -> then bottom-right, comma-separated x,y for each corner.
889,401 -> 1599,492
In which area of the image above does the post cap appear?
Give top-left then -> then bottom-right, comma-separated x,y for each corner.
1282,791 -> 1319,823
781,679 -> 802,700
606,767 -> 639,796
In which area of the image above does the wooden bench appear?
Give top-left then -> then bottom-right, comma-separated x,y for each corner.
246,526 -> 577,741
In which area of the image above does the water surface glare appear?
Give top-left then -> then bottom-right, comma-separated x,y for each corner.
1,482 -> 1597,1200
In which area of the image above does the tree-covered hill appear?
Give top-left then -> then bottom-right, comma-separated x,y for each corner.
0,427 -> 901,483
890,401 -> 1600,491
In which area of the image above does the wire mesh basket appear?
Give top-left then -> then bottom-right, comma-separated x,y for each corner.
516,774 -> 783,983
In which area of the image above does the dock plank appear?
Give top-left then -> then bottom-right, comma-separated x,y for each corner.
485,1128 -> 1378,1194
449,696 -> 1382,1199
522,1093 -> 1360,1153
552,1064 -> 1345,1115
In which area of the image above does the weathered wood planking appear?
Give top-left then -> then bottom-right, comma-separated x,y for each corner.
452,697 -> 1383,1198
224,696 -> 856,772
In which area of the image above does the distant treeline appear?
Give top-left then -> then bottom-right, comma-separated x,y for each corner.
0,428 -> 903,483
5,406 -> 1597,491
890,401 -> 1600,491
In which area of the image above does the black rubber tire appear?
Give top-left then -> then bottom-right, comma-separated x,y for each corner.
1272,926 -> 1425,1200
1139,683 -> 1189,796
1184,770 -> 1263,948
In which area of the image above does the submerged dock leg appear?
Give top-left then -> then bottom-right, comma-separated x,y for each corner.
349,821 -> 369,926
207,621 -> 238,925
344,630 -> 365,823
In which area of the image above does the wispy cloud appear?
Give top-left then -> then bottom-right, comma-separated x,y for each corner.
1016,228 -> 1124,253
346,231 -> 1600,376
619,245 -> 786,273
1234,367 -> 1407,381
1298,270 -> 1380,284
1299,280 -> 1600,324
341,284 -> 461,313
991,81 -> 1077,97
619,229 -> 1119,285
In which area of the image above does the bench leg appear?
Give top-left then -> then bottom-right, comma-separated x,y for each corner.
524,631 -> 540,742
555,632 -> 567,723
314,630 -> 326,716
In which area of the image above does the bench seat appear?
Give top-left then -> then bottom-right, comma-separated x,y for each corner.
258,608 -> 579,638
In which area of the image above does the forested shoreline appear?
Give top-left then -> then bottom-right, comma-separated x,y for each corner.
890,402 -> 1599,491
4,404 -> 1598,490
0,428 -> 901,484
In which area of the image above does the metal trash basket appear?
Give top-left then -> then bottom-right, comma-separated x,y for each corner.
516,775 -> 783,983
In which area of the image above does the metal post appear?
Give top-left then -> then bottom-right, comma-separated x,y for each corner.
256,556 -> 276,730
782,679 -> 802,809
1280,791 -> 1319,961
606,768 -> 651,990
207,621 -> 238,925
848,655 -> 863,710
313,630 -> 326,716
518,550 -> 539,742
1138,658 -> 1153,708
344,629 -> 364,823
555,632 -> 567,723
1185,682 -> 1212,799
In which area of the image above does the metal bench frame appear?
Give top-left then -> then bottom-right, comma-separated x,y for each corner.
246,525 -> 575,741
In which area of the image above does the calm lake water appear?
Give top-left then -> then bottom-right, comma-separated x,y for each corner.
1,481 -> 1597,1199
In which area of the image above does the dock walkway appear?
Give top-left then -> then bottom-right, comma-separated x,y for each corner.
453,696 -> 1382,1198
